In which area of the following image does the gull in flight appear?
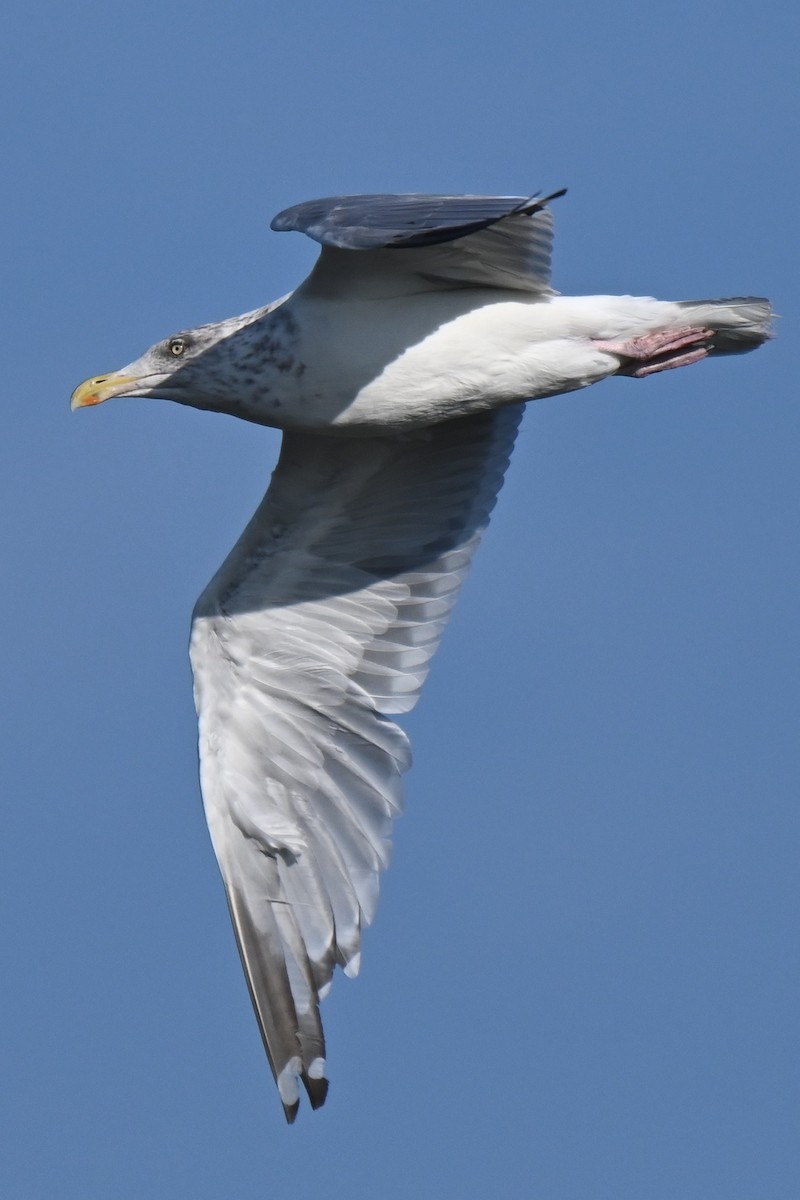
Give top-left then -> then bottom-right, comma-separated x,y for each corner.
72,189 -> 772,1120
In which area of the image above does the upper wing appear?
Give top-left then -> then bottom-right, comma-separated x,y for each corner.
190,405 -> 522,1120
271,190 -> 566,294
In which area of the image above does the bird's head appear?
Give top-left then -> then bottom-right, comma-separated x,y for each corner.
72,327 -> 212,409
71,306 -> 276,416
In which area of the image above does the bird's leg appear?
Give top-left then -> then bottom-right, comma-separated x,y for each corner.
594,326 -> 714,378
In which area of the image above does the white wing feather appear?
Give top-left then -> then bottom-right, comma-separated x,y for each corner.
189,405 -> 521,1119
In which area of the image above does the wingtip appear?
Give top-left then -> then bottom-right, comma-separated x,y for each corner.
280,1073 -> 328,1122
306,1075 -> 329,1110
517,187 -> 567,215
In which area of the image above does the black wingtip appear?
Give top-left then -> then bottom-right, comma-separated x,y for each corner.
304,1073 -> 329,1111
515,187 -> 567,215
280,1075 -> 327,1123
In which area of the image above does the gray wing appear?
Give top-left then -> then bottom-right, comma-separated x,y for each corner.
271,190 -> 566,293
190,406 -> 522,1120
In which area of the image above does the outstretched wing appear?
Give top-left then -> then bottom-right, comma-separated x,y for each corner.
190,405 -> 522,1120
271,190 -> 565,294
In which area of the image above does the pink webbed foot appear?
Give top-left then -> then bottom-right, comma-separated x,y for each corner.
594,326 -> 714,378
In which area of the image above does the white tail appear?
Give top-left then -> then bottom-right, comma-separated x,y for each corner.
676,297 -> 773,356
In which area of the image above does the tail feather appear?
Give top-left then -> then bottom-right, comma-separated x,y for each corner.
676,296 -> 773,356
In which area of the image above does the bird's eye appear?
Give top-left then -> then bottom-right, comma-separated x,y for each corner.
168,337 -> 187,357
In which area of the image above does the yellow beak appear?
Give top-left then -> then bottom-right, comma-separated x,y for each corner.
70,372 -> 142,410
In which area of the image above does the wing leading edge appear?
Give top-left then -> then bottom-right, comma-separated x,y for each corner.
271,190 -> 566,250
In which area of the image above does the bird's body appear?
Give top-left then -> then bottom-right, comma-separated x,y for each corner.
72,189 -> 772,1121
171,290 -> 716,431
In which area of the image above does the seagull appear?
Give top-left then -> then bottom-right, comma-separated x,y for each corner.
71,189 -> 772,1121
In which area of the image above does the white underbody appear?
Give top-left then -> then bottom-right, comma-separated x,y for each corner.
231,290 -> 691,431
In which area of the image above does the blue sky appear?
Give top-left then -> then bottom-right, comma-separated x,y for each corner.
2,1 -> 798,1196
